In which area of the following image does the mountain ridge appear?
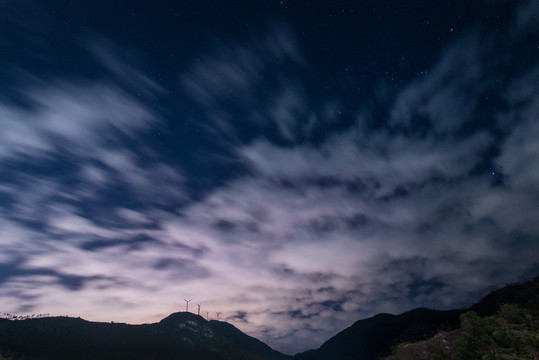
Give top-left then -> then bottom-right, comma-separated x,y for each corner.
294,274 -> 539,360
1,274 -> 537,360
0,311 -> 291,360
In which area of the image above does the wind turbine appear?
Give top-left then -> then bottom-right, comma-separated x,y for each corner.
197,303 -> 201,316
184,299 -> 192,312
216,312 -> 221,321
206,311 -> 209,321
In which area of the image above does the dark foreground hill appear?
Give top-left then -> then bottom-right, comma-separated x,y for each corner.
294,274 -> 539,360
0,311 -> 291,360
383,303 -> 539,360
294,308 -> 463,360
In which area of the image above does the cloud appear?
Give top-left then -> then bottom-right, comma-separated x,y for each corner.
181,27 -> 302,140
181,25 -> 302,107
0,80 -> 156,160
240,130 -> 491,197
471,64 -> 539,236
180,25 -> 341,144
86,35 -> 165,99
389,33 -> 486,134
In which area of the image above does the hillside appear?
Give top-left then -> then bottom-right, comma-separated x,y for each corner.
383,304 -> 539,360
383,275 -> 539,359
294,308 -> 463,360
294,275 -> 539,360
0,312 -> 291,360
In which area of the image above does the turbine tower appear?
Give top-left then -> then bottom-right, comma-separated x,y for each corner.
197,303 -> 201,316
184,299 -> 192,312
216,312 -> 221,321
206,311 -> 209,321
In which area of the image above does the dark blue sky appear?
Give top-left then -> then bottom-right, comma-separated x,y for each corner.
1,0 -> 538,354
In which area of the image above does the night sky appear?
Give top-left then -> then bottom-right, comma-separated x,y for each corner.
1,0 -> 538,354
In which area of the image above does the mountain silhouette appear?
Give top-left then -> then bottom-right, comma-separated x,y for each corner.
294,274 -> 539,360
294,308 -> 462,360
1,275 -> 537,360
0,311 -> 291,360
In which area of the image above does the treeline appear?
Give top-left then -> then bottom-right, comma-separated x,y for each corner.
1,314 -> 50,321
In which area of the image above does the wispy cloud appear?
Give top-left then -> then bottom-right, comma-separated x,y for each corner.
0,80 -> 155,159
0,38 -> 188,325
180,25 -> 342,145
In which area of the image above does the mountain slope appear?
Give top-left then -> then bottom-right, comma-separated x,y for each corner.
469,274 -> 539,316
209,320 -> 288,360
0,312 -> 291,360
383,304 -> 539,360
295,274 -> 539,360
294,308 -> 463,360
